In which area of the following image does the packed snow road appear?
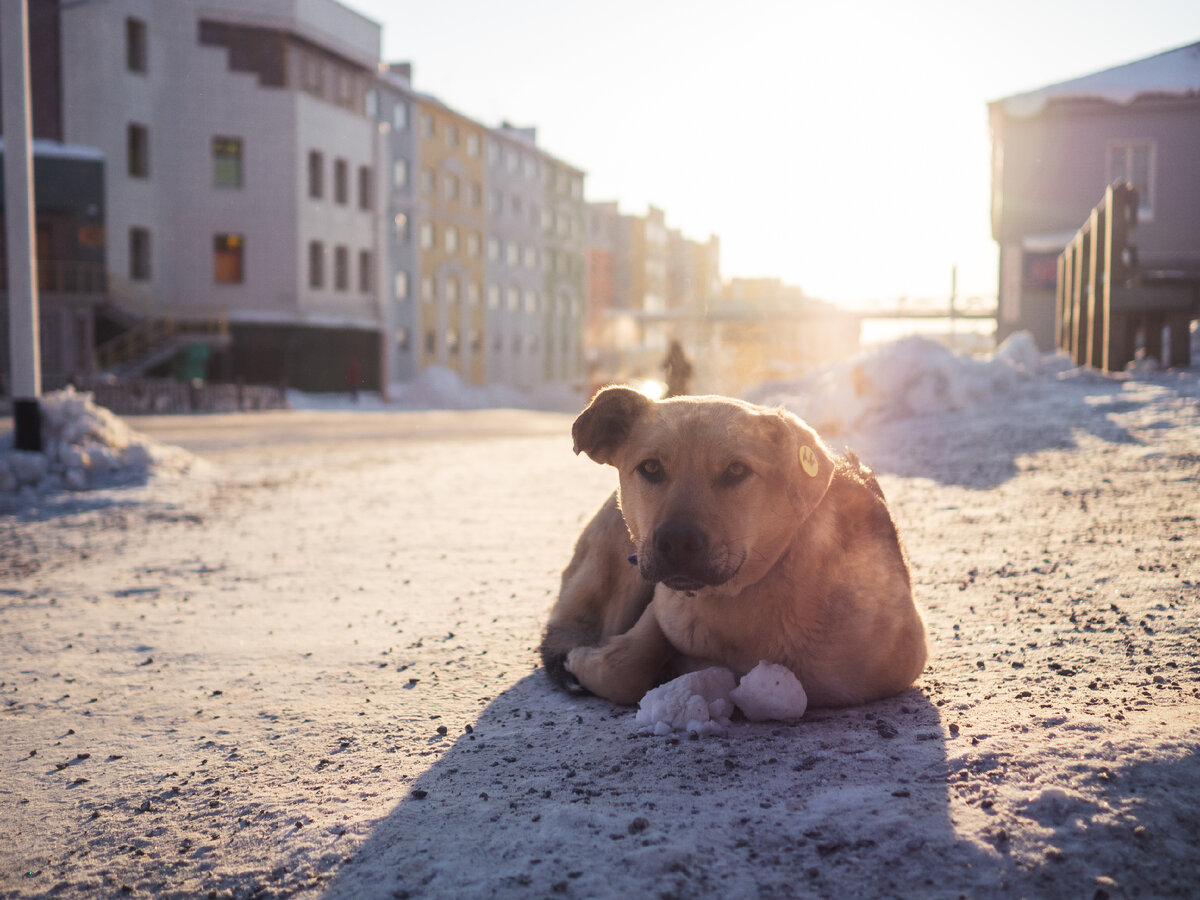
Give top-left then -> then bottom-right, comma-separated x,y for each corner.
2,365 -> 1199,899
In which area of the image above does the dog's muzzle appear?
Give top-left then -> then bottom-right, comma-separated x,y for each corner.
640,520 -> 736,591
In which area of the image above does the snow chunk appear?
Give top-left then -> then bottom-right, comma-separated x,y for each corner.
729,661 -> 809,721
1,387 -> 202,495
635,662 -> 809,734
635,667 -> 736,736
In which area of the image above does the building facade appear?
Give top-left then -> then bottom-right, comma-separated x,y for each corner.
53,0 -> 385,390
989,41 -> 1200,349
371,64 -> 420,387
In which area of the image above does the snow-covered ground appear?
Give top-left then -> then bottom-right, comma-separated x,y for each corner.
2,333 -> 1199,898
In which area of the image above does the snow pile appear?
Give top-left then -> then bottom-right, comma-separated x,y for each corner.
0,387 -> 200,494
386,366 -> 583,413
745,332 -> 1047,436
635,661 -> 808,735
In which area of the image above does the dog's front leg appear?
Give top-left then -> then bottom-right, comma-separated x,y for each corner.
565,599 -> 673,705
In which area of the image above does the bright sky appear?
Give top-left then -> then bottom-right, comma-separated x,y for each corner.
344,0 -> 1200,306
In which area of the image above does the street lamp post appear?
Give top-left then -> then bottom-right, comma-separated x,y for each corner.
2,0 -> 43,452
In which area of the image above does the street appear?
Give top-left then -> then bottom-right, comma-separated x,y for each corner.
2,384 -> 1199,899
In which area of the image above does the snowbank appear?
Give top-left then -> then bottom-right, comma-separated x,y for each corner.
635,662 -> 809,735
744,332 -> 1054,435
0,387 -> 201,495
290,366 -> 585,413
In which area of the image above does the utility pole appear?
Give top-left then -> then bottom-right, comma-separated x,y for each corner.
2,0 -> 42,451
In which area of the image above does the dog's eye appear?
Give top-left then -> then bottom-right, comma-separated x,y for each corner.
635,458 -> 665,483
719,461 -> 751,486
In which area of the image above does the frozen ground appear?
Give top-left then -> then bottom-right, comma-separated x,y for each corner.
1,337 -> 1199,899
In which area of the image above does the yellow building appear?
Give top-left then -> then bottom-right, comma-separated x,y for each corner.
416,96 -> 487,385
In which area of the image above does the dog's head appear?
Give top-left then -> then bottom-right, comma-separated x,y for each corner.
572,386 -> 835,594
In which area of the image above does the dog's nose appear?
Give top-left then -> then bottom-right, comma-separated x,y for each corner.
653,521 -> 708,571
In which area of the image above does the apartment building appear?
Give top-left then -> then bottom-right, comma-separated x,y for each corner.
539,151 -> 587,387
485,125 -> 546,389
668,230 -> 721,315
371,63 -> 421,386
414,94 -> 487,385
48,0 -> 383,390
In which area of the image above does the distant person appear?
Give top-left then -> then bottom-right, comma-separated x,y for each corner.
662,340 -> 694,398
346,354 -> 362,402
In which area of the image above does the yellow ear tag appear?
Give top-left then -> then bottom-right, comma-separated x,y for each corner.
799,445 -> 819,478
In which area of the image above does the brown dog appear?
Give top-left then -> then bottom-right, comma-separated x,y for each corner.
539,386 -> 927,708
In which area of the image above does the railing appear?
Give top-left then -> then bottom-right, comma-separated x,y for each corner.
0,260 -> 107,293
1056,181 -> 1197,371
95,307 -> 231,372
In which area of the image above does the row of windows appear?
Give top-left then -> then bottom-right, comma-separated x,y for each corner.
308,242 -> 373,292
127,227 -> 245,284
418,114 -> 482,158
308,151 -> 373,209
397,328 -> 556,358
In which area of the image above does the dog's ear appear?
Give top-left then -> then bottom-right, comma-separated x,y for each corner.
768,409 -> 836,520
573,386 -> 652,465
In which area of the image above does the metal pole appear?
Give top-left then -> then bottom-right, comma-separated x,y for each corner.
2,0 -> 42,451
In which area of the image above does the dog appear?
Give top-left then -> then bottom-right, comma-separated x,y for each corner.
539,386 -> 927,708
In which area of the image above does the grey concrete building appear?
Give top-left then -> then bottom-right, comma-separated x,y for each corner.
371,63 -> 421,388
50,0 -> 384,390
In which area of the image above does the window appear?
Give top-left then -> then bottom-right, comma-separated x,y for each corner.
393,214 -> 409,244
421,113 -> 434,139
469,329 -> 482,354
443,173 -> 459,202
393,103 -> 408,130
487,237 -> 499,262
129,227 -> 151,280
358,250 -> 372,292
524,246 -> 537,269
126,17 -> 147,73
466,232 -> 480,257
396,328 -> 410,353
1108,140 -> 1155,219
466,133 -> 479,157
365,89 -> 378,118
524,290 -> 538,314
334,245 -> 349,290
358,166 -> 372,210
445,277 -> 460,304
127,123 -> 149,178
445,226 -> 459,254
420,168 -> 434,195
213,136 -> 243,188
506,242 -> 519,267
488,284 -> 500,309
308,241 -> 324,288
394,271 -> 409,301
445,123 -> 458,149
468,281 -> 481,307
424,330 -> 435,354
334,159 -> 348,204
393,158 -> 409,189
470,182 -> 482,208
421,275 -> 434,302
308,150 -> 323,199
214,234 -> 244,284
506,286 -> 519,312
446,329 -> 460,354
420,222 -> 434,250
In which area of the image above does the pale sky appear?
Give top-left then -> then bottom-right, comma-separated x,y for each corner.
344,0 -> 1200,306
